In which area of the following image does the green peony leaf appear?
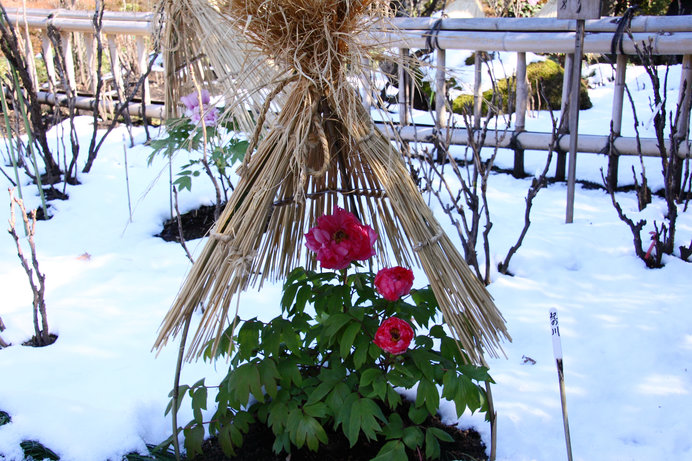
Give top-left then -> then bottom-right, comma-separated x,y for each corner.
382,413 -> 404,440
340,321 -> 361,358
371,440 -> 407,461
182,424 -> 204,458
217,424 -> 237,457
402,426 -> 424,450
259,358 -> 280,399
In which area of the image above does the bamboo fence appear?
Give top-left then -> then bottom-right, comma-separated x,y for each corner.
4,7 -> 692,184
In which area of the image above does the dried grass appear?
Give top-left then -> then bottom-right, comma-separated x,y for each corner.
154,0 -> 510,364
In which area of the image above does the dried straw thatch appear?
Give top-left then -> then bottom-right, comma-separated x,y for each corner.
154,0 -> 510,364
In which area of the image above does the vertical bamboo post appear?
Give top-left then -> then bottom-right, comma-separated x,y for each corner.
60,32 -> 77,92
136,36 -> 151,105
435,48 -> 447,129
565,19 -> 586,224
360,57 -> 373,110
473,51 -> 482,130
607,53 -> 628,190
435,47 -> 447,163
21,28 -> 39,90
84,32 -> 97,94
41,35 -> 58,91
398,47 -> 409,126
107,35 -> 126,106
676,55 -> 692,139
556,54 -> 573,182
74,32 -> 88,87
673,54 -> 692,195
514,51 -> 528,178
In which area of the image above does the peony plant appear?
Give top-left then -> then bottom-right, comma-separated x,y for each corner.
172,208 -> 493,459
147,90 -> 247,195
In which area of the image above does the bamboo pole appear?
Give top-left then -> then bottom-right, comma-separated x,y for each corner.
21,28 -> 39,90
136,36 -> 151,105
435,47 -> 447,163
566,19 -> 586,224
555,54 -> 573,181
40,35 -> 58,91
388,15 -> 692,33
473,51 -> 482,130
435,47 -> 447,129
60,31 -> 77,92
84,32 -> 97,94
36,90 -> 164,119
6,14 -> 152,36
399,47 -> 409,126
673,55 -> 692,195
675,55 -> 692,143
369,30 -> 692,56
375,124 -> 692,158
514,51 -> 528,178
5,7 -> 154,21
607,54 -> 628,190
107,34 -> 125,104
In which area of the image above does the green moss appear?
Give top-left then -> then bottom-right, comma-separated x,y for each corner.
452,58 -> 592,116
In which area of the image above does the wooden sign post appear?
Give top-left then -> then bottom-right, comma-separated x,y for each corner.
559,0 -> 601,223
550,308 -> 574,461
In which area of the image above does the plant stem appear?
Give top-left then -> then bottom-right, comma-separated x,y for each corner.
11,67 -> 47,217
172,315 -> 192,461
0,81 -> 23,199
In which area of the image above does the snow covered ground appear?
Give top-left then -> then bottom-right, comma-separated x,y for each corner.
1,59 -> 691,461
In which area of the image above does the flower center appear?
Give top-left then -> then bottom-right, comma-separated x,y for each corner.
390,328 -> 400,341
333,229 -> 347,243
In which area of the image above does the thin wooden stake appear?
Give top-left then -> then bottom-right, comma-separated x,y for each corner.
550,308 -> 573,461
122,134 -> 132,222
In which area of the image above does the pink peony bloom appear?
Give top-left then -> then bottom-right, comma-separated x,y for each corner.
374,266 -> 414,301
180,89 -> 218,126
374,317 -> 414,355
526,0 -> 540,5
305,207 -> 377,270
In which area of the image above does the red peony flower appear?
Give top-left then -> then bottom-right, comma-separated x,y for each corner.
374,266 -> 414,301
374,317 -> 414,355
304,207 -> 377,270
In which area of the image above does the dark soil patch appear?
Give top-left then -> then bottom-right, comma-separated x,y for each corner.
44,187 -> 69,201
157,204 -> 219,242
22,333 -> 58,347
190,416 -> 487,461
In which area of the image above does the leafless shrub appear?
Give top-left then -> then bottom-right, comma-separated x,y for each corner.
413,66 -> 557,283
0,315 -> 9,348
602,36 -> 692,267
0,4 -> 61,182
7,188 -> 53,347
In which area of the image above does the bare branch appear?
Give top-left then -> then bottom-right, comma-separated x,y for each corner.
7,188 -> 50,345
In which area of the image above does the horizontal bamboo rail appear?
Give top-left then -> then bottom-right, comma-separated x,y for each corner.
370,30 -> 692,55
36,90 -> 164,119
376,123 -> 692,158
6,8 -> 152,35
387,15 -> 692,33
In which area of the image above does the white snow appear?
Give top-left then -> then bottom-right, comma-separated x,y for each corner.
1,58 -> 691,461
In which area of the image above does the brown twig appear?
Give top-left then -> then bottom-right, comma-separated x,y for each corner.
0,315 -> 9,348
7,188 -> 50,345
173,187 -> 195,264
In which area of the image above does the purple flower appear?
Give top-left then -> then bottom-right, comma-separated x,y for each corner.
180,89 -> 218,126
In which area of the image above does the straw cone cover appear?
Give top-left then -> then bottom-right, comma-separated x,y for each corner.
154,0 -> 510,364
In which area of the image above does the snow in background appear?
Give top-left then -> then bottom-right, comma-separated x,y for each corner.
0,56 -> 691,461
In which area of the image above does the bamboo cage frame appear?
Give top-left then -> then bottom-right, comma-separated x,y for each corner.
5,8 -> 692,178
